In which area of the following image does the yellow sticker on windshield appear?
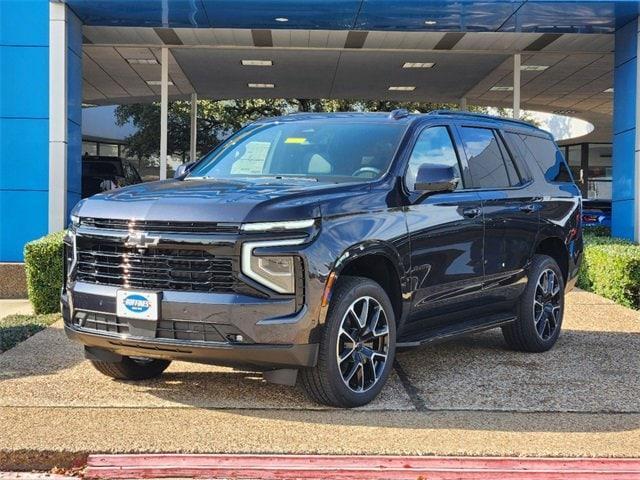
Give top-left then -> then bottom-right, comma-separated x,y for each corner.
285,137 -> 307,144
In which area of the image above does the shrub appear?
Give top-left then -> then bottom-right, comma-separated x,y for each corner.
577,234 -> 640,309
0,313 -> 60,353
24,231 -> 65,314
582,225 -> 611,238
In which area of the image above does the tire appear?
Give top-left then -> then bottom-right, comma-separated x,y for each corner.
502,254 -> 565,352
300,276 -> 396,408
90,356 -> 171,380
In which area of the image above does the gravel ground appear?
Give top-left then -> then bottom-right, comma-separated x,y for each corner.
0,289 -> 638,470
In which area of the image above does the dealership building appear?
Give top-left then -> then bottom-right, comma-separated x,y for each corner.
1,0 -> 640,267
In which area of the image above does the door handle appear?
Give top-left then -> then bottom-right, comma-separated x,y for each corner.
462,207 -> 481,218
520,204 -> 537,213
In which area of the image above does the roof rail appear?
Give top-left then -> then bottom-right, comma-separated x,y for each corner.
389,108 -> 410,120
428,109 -> 535,128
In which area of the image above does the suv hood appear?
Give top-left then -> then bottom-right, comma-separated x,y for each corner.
75,178 -> 367,224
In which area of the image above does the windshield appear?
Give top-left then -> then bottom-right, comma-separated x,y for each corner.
187,120 -> 406,182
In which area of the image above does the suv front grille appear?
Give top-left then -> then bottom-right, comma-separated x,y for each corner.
76,241 -> 237,293
80,217 -> 240,234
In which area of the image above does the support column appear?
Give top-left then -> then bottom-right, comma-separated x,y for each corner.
612,18 -> 640,241
513,53 -> 521,120
160,47 -> 169,180
0,0 -> 81,261
189,92 -> 198,163
459,97 -> 468,111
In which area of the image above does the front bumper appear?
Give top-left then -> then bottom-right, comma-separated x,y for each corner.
62,282 -> 319,368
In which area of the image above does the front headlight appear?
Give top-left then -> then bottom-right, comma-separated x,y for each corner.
241,238 -> 305,294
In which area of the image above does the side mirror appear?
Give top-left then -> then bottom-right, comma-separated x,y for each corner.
174,161 -> 196,179
414,163 -> 459,194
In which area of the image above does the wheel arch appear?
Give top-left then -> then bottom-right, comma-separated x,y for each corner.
322,241 -> 408,327
534,235 -> 569,283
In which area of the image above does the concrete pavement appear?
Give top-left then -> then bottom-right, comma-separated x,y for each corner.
0,289 -> 638,470
0,300 -> 32,320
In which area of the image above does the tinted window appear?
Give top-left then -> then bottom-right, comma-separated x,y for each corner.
459,127 -> 511,188
188,121 -> 406,183
505,132 -> 572,183
405,126 -> 461,190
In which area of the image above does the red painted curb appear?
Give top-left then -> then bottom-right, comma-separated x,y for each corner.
85,454 -> 640,479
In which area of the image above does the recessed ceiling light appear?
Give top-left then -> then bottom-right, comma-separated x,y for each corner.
248,83 -> 275,88
403,62 -> 435,69
389,86 -> 416,91
521,65 -> 548,71
490,86 -> 514,92
604,88 -> 614,93
241,60 -> 273,66
424,20 -> 437,25
146,80 -> 174,86
275,17 -> 289,22
553,109 -> 577,115
127,58 -> 158,65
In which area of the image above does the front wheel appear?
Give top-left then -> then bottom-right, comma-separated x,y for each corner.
502,254 -> 565,352
300,276 -> 396,408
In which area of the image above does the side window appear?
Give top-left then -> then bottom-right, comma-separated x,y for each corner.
521,134 -> 573,183
405,126 -> 461,191
502,132 -> 531,179
459,127 -> 512,189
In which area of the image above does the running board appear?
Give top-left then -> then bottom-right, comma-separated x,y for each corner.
397,315 -> 516,348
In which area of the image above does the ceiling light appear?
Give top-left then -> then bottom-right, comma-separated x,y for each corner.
403,62 -> 435,69
146,80 -> 174,86
275,17 -> 289,22
553,109 -> 577,115
241,60 -> 273,66
521,65 -> 548,71
388,86 -> 416,91
490,86 -> 514,92
604,88 -> 614,93
248,83 -> 275,88
127,58 -> 158,65
424,20 -> 437,25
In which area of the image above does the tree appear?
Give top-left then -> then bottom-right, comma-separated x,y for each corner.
115,98 -> 488,163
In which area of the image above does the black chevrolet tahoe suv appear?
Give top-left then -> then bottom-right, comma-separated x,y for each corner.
63,110 -> 582,408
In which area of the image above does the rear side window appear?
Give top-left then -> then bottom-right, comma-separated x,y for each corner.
505,132 -> 573,183
459,127 -> 517,189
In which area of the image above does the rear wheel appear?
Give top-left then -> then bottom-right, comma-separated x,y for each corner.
502,254 -> 564,352
90,356 -> 171,380
300,276 -> 396,408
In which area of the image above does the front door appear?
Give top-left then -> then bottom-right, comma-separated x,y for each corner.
402,125 -> 485,341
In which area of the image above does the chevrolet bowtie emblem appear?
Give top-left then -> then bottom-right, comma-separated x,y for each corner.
124,232 -> 160,250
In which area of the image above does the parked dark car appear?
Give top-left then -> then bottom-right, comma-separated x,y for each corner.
63,111 -> 582,407
582,199 -> 611,228
81,155 -> 142,198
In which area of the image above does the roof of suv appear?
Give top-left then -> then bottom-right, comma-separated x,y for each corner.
255,110 -> 549,137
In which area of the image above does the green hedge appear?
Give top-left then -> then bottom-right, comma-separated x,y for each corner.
577,234 -> 640,309
24,231 -> 65,314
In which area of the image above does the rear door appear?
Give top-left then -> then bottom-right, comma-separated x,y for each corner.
455,125 -> 540,316
402,124 -> 485,339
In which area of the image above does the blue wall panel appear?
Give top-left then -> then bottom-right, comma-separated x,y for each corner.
0,190 -> 48,261
0,0 -> 49,46
612,18 -> 638,241
0,0 -> 50,261
0,118 -> 48,191
0,46 -> 48,119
